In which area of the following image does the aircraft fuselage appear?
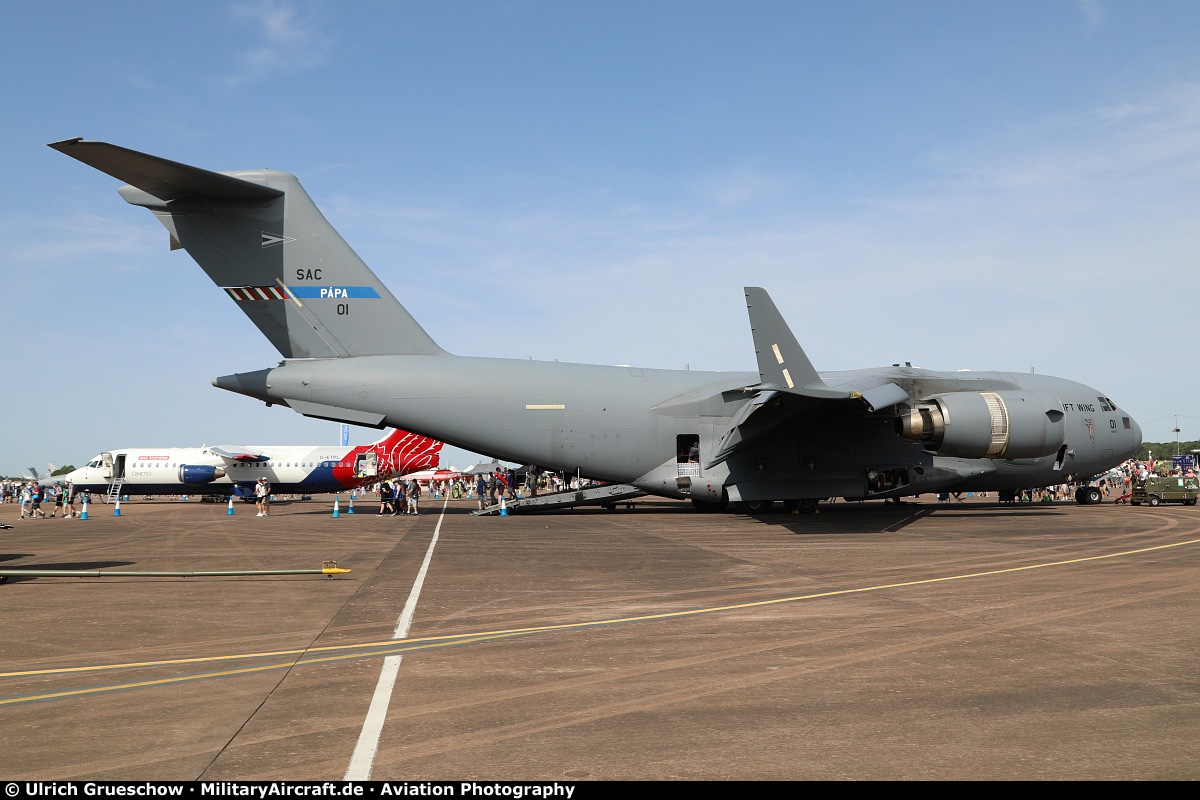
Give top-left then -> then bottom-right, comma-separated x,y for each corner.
217,355 -> 1141,504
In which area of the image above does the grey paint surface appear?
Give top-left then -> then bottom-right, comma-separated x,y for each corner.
52,139 -> 1142,507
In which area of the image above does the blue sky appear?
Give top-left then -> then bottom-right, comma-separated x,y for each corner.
3,0 -> 1199,476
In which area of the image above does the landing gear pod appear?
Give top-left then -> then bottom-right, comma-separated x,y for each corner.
896,390 -> 1066,459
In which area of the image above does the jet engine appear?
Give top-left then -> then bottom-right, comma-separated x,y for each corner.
178,465 -> 226,485
896,390 -> 1065,459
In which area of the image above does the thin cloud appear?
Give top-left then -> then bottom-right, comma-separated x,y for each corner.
226,0 -> 334,84
694,166 -> 794,208
1079,0 -> 1107,32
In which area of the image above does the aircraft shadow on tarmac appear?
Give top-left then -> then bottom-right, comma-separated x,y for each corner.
473,500 -> 1069,535
739,502 -> 1070,534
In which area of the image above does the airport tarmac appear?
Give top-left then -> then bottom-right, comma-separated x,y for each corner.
1,492 -> 1198,780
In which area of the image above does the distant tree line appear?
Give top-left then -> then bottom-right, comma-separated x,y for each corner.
1139,441 -> 1200,461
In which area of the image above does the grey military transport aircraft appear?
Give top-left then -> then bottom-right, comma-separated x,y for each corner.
52,138 -> 1142,513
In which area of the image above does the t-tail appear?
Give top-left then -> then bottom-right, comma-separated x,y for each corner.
49,138 -> 445,359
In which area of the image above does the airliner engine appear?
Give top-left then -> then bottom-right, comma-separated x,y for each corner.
178,465 -> 226,485
896,390 -> 1066,459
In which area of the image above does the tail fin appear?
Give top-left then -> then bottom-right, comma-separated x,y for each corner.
373,429 -> 443,473
50,138 -> 445,359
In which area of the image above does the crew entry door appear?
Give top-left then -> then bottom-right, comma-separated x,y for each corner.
356,451 -> 378,478
677,434 -> 700,477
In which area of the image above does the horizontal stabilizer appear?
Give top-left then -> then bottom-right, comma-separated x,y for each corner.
48,138 -> 282,203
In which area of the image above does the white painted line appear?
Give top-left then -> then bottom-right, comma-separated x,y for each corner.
344,501 -> 446,780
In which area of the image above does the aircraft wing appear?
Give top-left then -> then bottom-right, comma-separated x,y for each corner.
705,288 -> 910,469
207,446 -> 271,463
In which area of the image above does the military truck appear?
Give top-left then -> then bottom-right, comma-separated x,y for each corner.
1131,475 -> 1199,506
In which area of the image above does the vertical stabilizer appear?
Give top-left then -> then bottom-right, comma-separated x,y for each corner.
50,139 -> 446,359
374,429 -> 444,473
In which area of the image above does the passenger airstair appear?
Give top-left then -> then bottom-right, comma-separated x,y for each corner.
471,483 -> 647,515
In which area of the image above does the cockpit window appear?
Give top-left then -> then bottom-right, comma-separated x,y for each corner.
1098,397 -> 1113,412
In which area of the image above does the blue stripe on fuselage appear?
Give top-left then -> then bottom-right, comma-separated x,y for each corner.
288,286 -> 380,299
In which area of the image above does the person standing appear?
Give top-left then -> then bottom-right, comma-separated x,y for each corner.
50,483 -> 64,517
63,483 -> 77,519
31,482 -> 45,519
406,479 -> 420,516
255,477 -> 271,516
19,483 -> 33,520
378,480 -> 394,516
476,474 -> 487,510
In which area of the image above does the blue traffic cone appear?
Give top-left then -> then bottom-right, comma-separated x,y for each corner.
500,496 -> 508,517
332,497 -> 341,518
80,496 -> 89,520
348,491 -> 355,514
113,498 -> 121,517
227,496 -> 235,515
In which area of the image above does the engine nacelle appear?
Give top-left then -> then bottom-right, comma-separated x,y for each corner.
178,464 -> 226,485
896,390 -> 1065,459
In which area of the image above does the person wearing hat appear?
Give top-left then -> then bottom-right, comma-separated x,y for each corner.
255,477 -> 272,516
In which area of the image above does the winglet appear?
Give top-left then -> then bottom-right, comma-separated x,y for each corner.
745,287 -> 844,399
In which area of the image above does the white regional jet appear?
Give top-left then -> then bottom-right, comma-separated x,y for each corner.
60,429 -> 442,501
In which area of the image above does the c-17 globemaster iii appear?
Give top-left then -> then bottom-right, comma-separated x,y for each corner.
51,138 -> 1142,512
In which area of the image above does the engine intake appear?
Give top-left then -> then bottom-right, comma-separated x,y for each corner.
178,464 -> 226,485
896,390 -> 1065,459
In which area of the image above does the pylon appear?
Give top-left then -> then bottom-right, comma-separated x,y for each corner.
500,496 -> 508,517
227,496 -> 235,515
80,496 -> 89,520
332,497 -> 341,518
348,491 -> 355,514
113,498 -> 121,517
